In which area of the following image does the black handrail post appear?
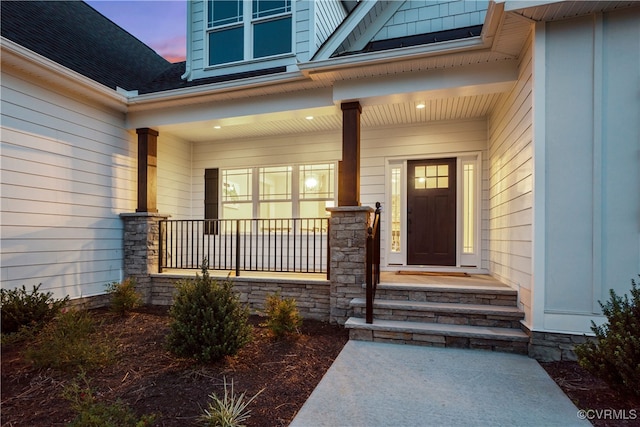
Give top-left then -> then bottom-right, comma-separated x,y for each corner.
366,226 -> 374,324
235,219 -> 241,277
159,220 -> 165,273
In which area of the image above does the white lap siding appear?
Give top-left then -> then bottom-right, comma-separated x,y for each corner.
0,69 -> 135,300
487,30 -> 533,324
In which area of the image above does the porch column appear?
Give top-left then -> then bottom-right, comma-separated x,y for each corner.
136,128 -> 158,213
120,212 -> 169,304
339,101 -> 361,206
327,205 -> 373,324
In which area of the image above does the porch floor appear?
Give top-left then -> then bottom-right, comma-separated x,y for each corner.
158,269 -> 510,288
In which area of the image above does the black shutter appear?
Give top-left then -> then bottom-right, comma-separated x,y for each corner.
204,168 -> 219,234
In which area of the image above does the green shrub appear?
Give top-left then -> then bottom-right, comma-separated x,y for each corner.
106,278 -> 142,315
167,261 -> 252,362
63,371 -> 157,427
0,284 -> 69,334
262,292 -> 302,339
575,277 -> 640,398
199,377 -> 263,427
26,310 -> 114,371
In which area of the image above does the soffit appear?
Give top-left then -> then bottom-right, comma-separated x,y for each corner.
506,1 -> 638,21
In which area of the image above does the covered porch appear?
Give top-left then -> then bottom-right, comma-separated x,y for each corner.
123,2 -> 534,330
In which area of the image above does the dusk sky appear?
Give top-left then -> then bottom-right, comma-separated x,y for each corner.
86,0 -> 187,63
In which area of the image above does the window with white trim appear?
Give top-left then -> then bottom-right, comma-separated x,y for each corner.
221,163 -> 334,220
207,0 -> 292,66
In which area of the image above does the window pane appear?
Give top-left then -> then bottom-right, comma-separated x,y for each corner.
222,169 -> 251,202
259,201 -> 291,219
223,202 -> 252,220
391,167 -> 401,252
463,163 -> 475,253
209,27 -> 243,65
300,164 -> 334,199
300,201 -> 331,218
252,0 -> 291,18
260,166 -> 291,200
209,0 -> 243,26
254,17 -> 291,58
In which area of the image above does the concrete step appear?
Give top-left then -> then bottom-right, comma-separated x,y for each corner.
345,317 -> 529,354
350,298 -> 525,329
371,282 -> 518,306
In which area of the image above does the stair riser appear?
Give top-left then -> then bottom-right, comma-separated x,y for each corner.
349,328 -> 528,355
352,307 -> 523,329
374,289 -> 517,306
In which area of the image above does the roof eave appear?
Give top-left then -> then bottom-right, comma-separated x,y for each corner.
300,35 -> 489,78
0,37 -> 128,113
126,70 -> 310,112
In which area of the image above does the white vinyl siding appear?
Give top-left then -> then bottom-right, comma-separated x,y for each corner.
314,0 -> 347,51
360,119 -> 489,269
0,69 -> 136,300
372,0 -> 488,41
157,134 -> 193,219
189,0 -> 207,76
295,1 -> 311,62
487,30 -> 533,319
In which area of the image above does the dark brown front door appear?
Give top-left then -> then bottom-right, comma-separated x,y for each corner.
407,158 -> 456,265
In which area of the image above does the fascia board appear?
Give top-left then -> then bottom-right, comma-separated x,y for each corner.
313,0 -> 382,61
0,37 -> 128,113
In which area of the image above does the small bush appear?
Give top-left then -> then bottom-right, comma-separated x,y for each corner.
167,261 -> 252,363
0,284 -> 69,334
106,278 -> 142,315
575,277 -> 640,398
262,293 -> 302,339
63,370 -> 157,427
199,377 -> 263,427
26,310 -> 114,371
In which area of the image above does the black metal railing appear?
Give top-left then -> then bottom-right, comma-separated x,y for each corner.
366,202 -> 382,324
159,218 -> 329,277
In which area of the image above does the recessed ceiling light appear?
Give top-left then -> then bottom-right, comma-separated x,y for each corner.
416,103 -> 426,109
213,125 -> 221,129
305,116 -> 314,120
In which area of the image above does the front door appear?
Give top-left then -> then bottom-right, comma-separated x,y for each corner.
407,158 -> 456,265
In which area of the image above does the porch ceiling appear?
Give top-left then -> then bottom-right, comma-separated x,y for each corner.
157,91 -> 505,143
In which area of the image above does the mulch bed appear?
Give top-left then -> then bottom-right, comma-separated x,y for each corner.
2,306 -> 638,427
1,307 -> 348,426
541,361 -> 640,427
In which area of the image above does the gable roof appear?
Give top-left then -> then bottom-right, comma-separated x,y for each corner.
1,0 -> 172,92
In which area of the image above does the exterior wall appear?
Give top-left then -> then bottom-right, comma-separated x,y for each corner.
157,133 -> 192,219
0,67 -> 136,300
360,119 -> 489,269
541,8 -> 640,333
487,30 -> 534,325
372,0 -> 488,40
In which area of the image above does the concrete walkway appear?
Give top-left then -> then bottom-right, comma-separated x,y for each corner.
290,341 -> 589,427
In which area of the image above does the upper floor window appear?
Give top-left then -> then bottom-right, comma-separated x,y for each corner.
207,0 -> 292,67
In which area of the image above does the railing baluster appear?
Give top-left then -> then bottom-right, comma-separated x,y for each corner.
158,217 -> 330,276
